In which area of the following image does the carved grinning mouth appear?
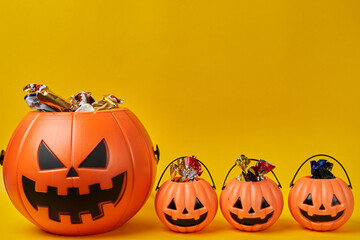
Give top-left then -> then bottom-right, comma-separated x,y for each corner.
165,212 -> 208,227
230,211 -> 274,226
300,209 -> 344,222
22,171 -> 127,224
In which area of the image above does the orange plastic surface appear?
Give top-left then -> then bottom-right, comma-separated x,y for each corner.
2,108 -> 157,235
220,177 -> 283,231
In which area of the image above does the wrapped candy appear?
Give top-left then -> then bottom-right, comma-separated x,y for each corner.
92,95 -> 125,111
23,84 -> 48,93
311,159 -> 335,179
37,89 -> 74,112
170,156 -> 203,182
257,160 -> 275,177
70,92 -> 95,107
236,155 -> 276,182
235,155 -> 250,171
235,155 -> 250,181
24,93 -> 57,112
23,84 -> 74,112
70,92 -> 96,112
23,84 -> 124,112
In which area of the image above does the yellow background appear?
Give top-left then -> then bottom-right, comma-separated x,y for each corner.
0,0 -> 359,239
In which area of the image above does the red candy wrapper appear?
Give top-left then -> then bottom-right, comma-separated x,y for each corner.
23,84 -> 48,93
236,155 -> 276,182
107,95 -> 124,104
256,160 -> 275,176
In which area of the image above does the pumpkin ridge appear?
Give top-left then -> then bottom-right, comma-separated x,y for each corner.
263,179 -> 275,211
109,112 -> 135,230
228,179 -> 240,207
70,113 -> 80,235
206,180 -> 218,229
15,113 -> 41,228
291,177 -> 307,204
327,179 -> 336,231
308,177 -> 319,230
122,110 -> 154,188
331,178 -> 351,230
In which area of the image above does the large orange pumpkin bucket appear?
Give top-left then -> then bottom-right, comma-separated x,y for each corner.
288,154 -> 354,231
154,156 -> 218,233
220,158 -> 283,231
1,108 -> 159,235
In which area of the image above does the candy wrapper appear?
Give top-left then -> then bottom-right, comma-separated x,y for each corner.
37,89 -> 74,112
23,84 -> 48,93
311,159 -> 335,179
235,155 -> 250,171
235,155 -> 250,181
24,84 -> 74,111
24,93 -> 57,112
23,84 -> 124,112
170,156 -> 203,182
236,155 -> 275,182
92,95 -> 125,111
70,92 -> 95,107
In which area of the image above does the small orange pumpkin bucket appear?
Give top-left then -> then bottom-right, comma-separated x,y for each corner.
154,156 -> 218,233
288,154 -> 354,231
220,156 -> 283,231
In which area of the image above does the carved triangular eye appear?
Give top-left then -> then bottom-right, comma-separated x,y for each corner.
303,193 -> 313,205
38,141 -> 65,170
332,195 -> 340,206
261,197 -> 270,209
233,197 -> 243,209
194,198 -> 204,210
167,198 -> 176,210
79,139 -> 108,169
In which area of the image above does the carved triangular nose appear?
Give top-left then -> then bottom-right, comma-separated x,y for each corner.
182,208 -> 189,214
319,204 -> 325,210
248,207 -> 255,213
67,167 -> 78,178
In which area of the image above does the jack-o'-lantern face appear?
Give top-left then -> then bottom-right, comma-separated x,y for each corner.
22,139 -> 126,224
299,192 -> 343,222
155,178 -> 218,233
3,109 -> 158,235
164,197 -> 207,227
220,177 -> 283,231
288,176 -> 354,231
229,196 -> 274,226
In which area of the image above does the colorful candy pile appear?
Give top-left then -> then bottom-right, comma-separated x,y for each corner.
235,155 -> 275,182
310,159 -> 335,179
170,156 -> 203,182
23,83 -> 124,112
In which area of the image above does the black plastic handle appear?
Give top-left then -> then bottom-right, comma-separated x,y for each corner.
155,156 -> 216,191
154,145 -> 160,164
222,158 -> 282,190
0,150 -> 4,166
289,154 -> 352,189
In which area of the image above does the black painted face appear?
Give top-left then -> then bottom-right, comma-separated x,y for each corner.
230,197 -> 274,226
22,139 -> 127,224
299,193 -> 344,222
164,198 -> 208,227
